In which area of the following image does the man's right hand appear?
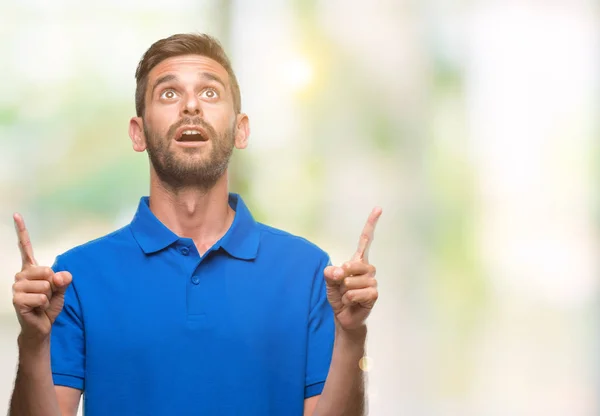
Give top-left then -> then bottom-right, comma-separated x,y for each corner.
12,213 -> 72,343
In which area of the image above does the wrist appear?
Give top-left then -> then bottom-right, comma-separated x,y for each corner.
17,334 -> 51,378
18,332 -> 50,355
335,324 -> 367,348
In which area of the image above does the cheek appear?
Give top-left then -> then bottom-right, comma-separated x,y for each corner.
204,105 -> 234,126
145,112 -> 171,136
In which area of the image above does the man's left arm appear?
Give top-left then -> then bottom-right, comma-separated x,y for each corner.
306,207 -> 382,416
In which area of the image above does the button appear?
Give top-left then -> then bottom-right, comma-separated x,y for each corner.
180,247 -> 190,256
191,276 -> 200,285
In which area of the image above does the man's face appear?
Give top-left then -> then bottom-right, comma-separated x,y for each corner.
130,54 -> 248,190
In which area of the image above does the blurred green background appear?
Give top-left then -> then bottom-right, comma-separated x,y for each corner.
1,0 -> 599,415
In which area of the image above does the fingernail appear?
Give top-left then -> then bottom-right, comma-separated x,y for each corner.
54,274 -> 63,286
334,268 -> 343,278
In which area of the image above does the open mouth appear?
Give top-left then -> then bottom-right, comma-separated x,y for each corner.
175,128 -> 209,142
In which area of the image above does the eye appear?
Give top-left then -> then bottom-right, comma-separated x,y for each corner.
200,88 -> 219,99
160,89 -> 178,99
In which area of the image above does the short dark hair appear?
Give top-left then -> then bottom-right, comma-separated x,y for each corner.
134,33 -> 241,117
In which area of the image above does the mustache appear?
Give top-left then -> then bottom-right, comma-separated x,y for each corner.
167,117 -> 216,140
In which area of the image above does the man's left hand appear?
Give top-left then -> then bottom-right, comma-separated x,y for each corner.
324,207 -> 382,332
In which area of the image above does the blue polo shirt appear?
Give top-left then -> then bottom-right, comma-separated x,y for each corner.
50,193 -> 334,415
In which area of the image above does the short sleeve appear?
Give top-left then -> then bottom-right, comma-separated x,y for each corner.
51,256 -> 85,391
305,254 -> 335,398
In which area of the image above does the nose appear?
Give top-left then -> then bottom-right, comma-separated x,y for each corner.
182,92 -> 202,116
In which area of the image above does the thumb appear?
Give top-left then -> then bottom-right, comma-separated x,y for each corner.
52,271 -> 72,294
47,271 -> 72,322
324,265 -> 345,286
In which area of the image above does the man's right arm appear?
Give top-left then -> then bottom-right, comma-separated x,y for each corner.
10,337 -> 81,416
8,213 -> 81,416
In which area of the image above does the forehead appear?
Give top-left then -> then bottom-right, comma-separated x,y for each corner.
147,54 -> 230,86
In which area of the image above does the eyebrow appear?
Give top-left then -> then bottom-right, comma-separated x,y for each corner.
199,72 -> 227,90
151,72 -> 227,96
151,74 -> 177,96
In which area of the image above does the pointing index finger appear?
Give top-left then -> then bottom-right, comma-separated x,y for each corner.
13,213 -> 37,268
352,206 -> 382,263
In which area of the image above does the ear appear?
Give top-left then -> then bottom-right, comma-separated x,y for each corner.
129,117 -> 147,152
233,113 -> 250,150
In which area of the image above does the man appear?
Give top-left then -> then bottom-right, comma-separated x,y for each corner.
9,33 -> 381,416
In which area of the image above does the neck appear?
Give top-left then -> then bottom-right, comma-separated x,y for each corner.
148,170 -> 234,254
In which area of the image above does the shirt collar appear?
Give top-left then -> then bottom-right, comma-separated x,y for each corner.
129,196 -> 179,254
129,193 -> 260,260
217,193 -> 260,260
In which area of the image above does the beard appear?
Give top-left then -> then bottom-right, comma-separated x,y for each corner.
144,116 -> 235,192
